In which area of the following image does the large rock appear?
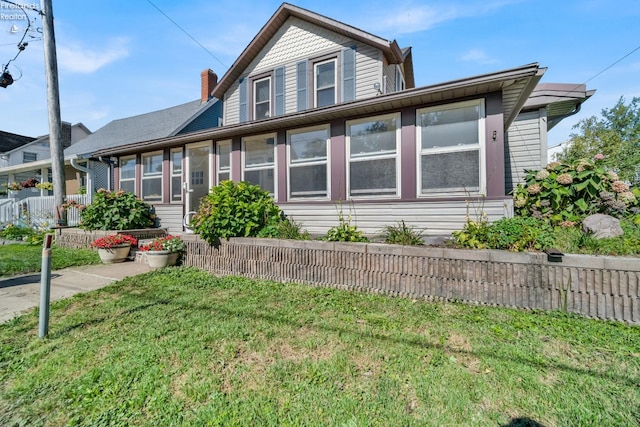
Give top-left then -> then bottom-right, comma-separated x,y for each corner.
582,214 -> 624,239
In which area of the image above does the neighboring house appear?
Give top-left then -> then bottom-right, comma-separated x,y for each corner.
62,83 -> 222,222
0,122 -> 92,199
84,2 -> 592,236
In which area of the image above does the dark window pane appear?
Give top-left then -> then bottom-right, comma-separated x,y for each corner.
120,180 -> 134,194
350,118 -> 398,155
350,158 -> 396,196
244,169 -> 274,194
421,150 -> 479,193
171,176 -> 182,202
290,165 -> 327,198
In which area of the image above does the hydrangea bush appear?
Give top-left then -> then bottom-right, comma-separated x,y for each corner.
512,156 -> 640,226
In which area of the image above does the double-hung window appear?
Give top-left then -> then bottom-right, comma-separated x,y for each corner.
243,134 -> 276,195
119,155 -> 136,193
417,100 -> 484,196
314,59 -> 336,107
141,151 -> 163,202
287,125 -> 330,199
347,113 -> 400,198
254,77 -> 271,119
216,140 -> 231,184
170,149 -> 182,203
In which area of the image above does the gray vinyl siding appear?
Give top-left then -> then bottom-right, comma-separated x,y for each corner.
281,199 -> 513,237
383,60 -> 395,94
152,204 -> 184,235
505,109 -> 546,193
224,16 -> 383,125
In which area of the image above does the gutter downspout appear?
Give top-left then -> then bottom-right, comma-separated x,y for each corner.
70,157 -> 93,204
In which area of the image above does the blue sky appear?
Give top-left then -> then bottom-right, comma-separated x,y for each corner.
1,0 -> 639,151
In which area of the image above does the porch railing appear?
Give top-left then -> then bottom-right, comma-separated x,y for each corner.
0,194 -> 89,228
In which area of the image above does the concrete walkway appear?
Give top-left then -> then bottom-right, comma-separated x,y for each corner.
0,262 -> 151,324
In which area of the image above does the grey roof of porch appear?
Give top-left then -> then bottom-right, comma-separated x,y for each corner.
92,62 -> 546,158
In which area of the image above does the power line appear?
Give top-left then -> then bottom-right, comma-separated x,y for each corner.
144,0 -> 227,69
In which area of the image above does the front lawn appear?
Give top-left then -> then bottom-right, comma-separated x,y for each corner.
0,244 -> 101,277
1,267 -> 638,426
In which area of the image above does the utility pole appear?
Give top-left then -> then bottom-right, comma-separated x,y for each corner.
40,0 -> 66,225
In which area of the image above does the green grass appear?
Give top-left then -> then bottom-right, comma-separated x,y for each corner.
0,244 -> 101,277
1,267 -> 638,426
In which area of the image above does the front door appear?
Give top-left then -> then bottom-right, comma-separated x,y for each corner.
184,142 -> 212,228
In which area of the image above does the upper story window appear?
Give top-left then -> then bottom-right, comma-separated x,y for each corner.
216,140 -> 231,184
417,99 -> 485,197
119,155 -> 136,194
23,152 -> 37,163
243,134 -> 276,195
287,125 -> 330,200
314,59 -> 336,107
254,76 -> 271,119
347,113 -> 400,198
141,151 -> 163,202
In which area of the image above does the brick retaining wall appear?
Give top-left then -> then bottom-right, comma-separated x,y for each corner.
182,236 -> 640,324
55,227 -> 167,249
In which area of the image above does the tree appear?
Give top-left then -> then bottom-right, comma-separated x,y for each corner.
556,96 -> 640,187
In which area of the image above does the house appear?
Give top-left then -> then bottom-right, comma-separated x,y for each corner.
0,122 -> 92,199
84,3 -> 593,236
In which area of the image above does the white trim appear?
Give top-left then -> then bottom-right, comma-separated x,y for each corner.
346,112 -> 401,200
119,154 -> 136,194
170,148 -> 183,203
286,124 -> 331,201
141,150 -> 163,202
216,139 -> 232,185
416,99 -> 486,198
314,58 -> 337,108
253,76 -> 272,120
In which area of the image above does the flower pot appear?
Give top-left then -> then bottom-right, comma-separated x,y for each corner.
97,244 -> 131,263
145,250 -> 179,269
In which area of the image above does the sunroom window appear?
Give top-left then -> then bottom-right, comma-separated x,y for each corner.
217,140 -> 231,184
347,113 -> 400,198
287,125 -> 329,199
141,151 -> 163,202
243,134 -> 276,195
417,100 -> 484,196
170,149 -> 182,203
119,155 -> 135,194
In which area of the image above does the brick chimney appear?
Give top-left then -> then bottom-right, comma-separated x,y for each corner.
201,69 -> 218,102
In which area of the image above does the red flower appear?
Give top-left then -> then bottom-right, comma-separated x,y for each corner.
90,234 -> 137,249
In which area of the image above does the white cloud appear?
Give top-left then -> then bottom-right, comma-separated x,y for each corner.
460,49 -> 498,64
57,38 -> 129,73
371,0 -> 521,34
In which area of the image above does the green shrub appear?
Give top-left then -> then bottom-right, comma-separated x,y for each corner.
324,204 -> 368,243
191,181 -> 283,245
381,221 -> 425,245
269,217 -> 311,240
512,157 -> 640,225
453,217 -> 555,252
79,189 -> 155,230
0,225 -> 48,246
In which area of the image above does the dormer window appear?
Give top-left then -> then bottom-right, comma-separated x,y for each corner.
254,76 -> 271,119
314,59 -> 336,107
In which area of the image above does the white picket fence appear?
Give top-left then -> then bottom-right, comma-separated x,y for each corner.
0,194 -> 89,229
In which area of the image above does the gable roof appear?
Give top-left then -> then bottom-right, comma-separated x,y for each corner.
211,2 -> 407,99
0,130 -> 36,153
94,63 -> 545,157
65,100 -> 213,157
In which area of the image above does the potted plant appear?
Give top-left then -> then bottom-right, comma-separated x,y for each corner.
35,182 -> 54,191
90,234 -> 137,263
139,235 -> 185,269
